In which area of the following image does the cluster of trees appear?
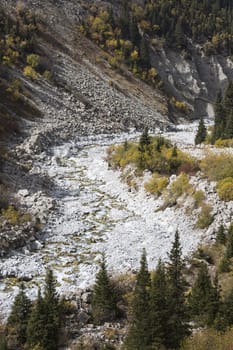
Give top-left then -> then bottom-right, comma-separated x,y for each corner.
89,228 -> 233,350
83,0 -> 233,76
82,3 -> 161,87
2,270 -> 64,350
107,128 -> 198,177
0,6 -> 38,68
212,82 -> 233,142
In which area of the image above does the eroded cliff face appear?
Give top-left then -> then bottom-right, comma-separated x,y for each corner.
151,44 -> 233,119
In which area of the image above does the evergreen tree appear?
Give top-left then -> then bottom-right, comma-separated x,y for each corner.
222,286 -> 233,327
189,263 -> 219,326
212,90 -> 225,142
41,269 -> 60,350
139,36 -> 150,69
174,17 -> 186,48
150,259 -> 168,349
216,224 -> 226,245
225,109 -> 233,138
129,15 -> 140,46
225,223 -> 233,259
138,126 -> 151,152
166,231 -> 190,349
26,289 -> 45,350
124,249 -> 151,350
92,255 -> 118,324
195,116 -> 207,145
6,283 -> 32,348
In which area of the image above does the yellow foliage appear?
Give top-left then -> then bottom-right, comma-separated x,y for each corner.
23,65 -> 38,79
139,20 -> 151,32
217,177 -> 233,201
130,49 -> 139,61
26,53 -> 39,68
193,190 -> 206,208
1,205 -> 31,225
106,39 -> 118,50
215,138 -> 233,148
144,173 -> 168,196
169,173 -> 192,199
181,328 -> 233,350
196,203 -> 213,229
200,153 -> 233,181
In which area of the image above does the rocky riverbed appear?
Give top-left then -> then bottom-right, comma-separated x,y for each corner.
0,122 -> 232,320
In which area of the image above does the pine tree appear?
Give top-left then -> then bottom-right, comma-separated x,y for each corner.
139,36 -> 150,69
195,116 -> 207,145
124,249 -> 151,350
174,17 -> 186,48
189,263 -> 219,326
216,224 -> 226,245
150,259 -> 168,349
166,231 -> 190,349
41,269 -> 60,350
26,288 -> 45,349
225,223 -> 233,259
225,109 -> 233,138
212,90 -> 225,142
138,126 -> 151,152
6,283 -> 32,348
92,255 -> 118,324
129,15 -> 140,46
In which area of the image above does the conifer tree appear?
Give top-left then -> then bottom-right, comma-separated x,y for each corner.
129,15 -> 140,46
41,269 -> 60,350
216,224 -> 226,245
225,223 -> 233,259
150,259 -> 168,349
225,109 -> 233,139
189,263 -> 219,326
212,90 -> 225,142
26,288 -> 45,350
139,36 -> 150,69
92,255 -> 118,324
195,116 -> 207,145
124,249 -> 151,350
6,283 -> 32,348
166,231 -> 190,349
138,126 -> 151,152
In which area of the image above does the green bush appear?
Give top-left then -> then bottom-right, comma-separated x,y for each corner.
196,203 -> 213,229
217,177 -> 233,202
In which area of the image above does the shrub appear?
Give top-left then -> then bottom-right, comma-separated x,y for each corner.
217,177 -> 233,201
215,139 -> 233,148
196,203 -> 213,229
26,54 -> 39,68
200,153 -> 233,181
193,190 -> 206,208
1,205 -> 31,225
169,173 -> 192,200
144,173 -> 168,195
23,66 -> 38,80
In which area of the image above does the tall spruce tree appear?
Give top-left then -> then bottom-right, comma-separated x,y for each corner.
150,259 -> 168,349
139,36 -> 150,69
91,255 -> 118,324
124,249 -> 151,350
195,116 -> 207,145
26,288 -> 45,350
166,231 -> 190,349
188,263 -> 219,326
41,269 -> 60,350
216,224 -> 226,245
212,90 -> 225,142
6,283 -> 32,348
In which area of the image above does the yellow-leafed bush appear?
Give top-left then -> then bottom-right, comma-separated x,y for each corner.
1,205 -> 31,225
217,177 -> 233,201
193,190 -> 206,208
170,173 -> 192,199
215,138 -> 233,148
23,65 -> 38,79
200,153 -> 233,181
144,173 -> 168,195
196,203 -> 213,229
